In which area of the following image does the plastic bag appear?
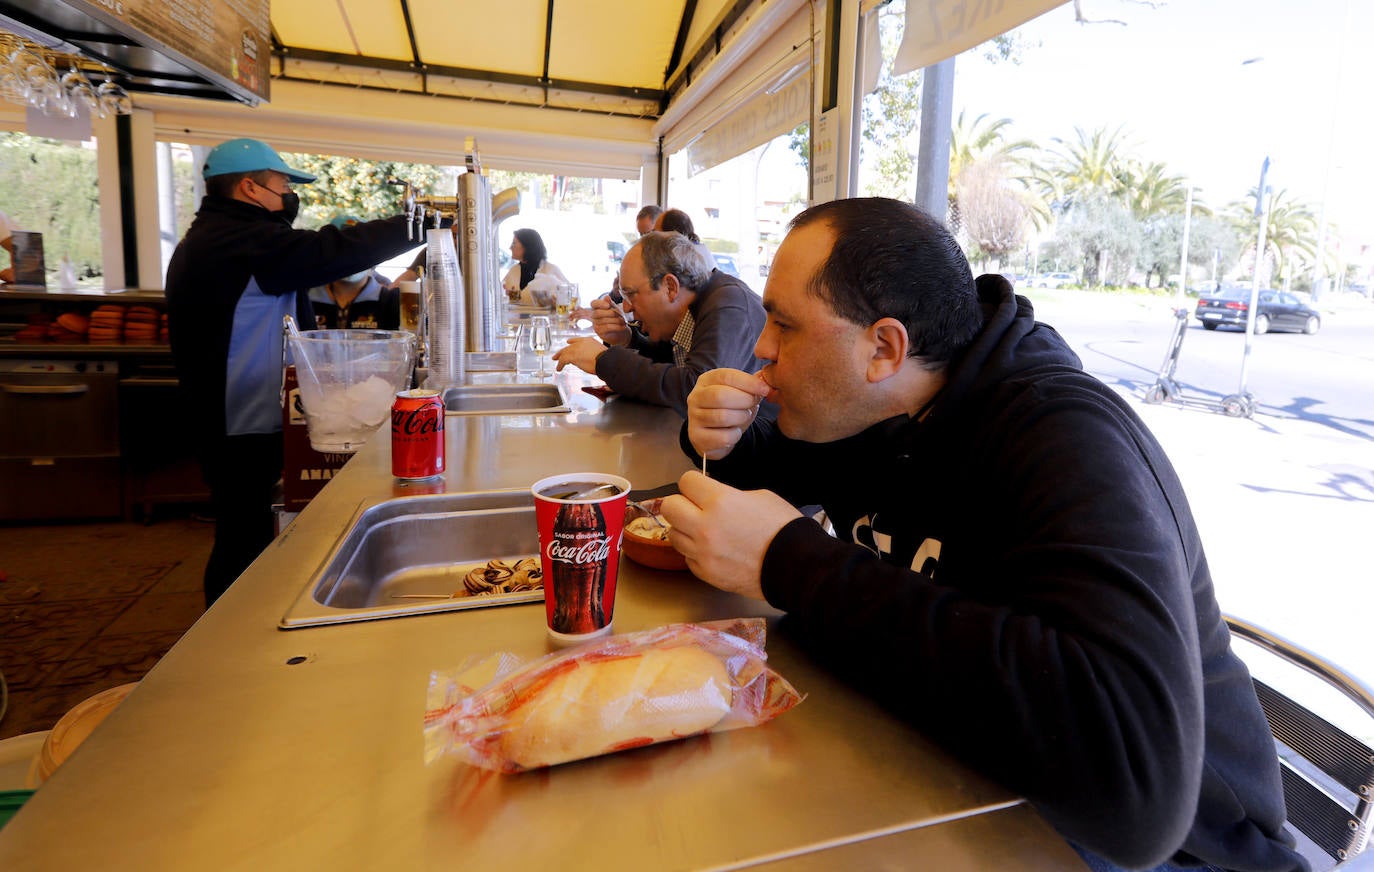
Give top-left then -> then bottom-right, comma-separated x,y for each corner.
424,619 -> 803,773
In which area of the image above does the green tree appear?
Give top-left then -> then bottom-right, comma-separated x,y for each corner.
483,170 -> 607,213
281,153 -> 451,227
0,133 -> 101,280
955,158 -> 1029,270
786,122 -> 809,171
1053,192 -> 1141,286
1185,216 -> 1244,286
859,4 -> 924,198
1136,214 -> 1186,288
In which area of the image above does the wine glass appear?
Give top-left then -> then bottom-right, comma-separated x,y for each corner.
96,74 -> 132,116
61,65 -> 101,118
530,315 -> 552,379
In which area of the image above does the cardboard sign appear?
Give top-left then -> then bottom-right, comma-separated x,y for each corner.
11,231 -> 46,286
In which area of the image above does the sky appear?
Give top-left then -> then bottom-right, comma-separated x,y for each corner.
949,0 -> 1374,249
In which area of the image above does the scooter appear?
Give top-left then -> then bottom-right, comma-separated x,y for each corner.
1143,308 -> 1254,418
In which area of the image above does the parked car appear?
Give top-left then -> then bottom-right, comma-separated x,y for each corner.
1034,272 -> 1075,289
712,253 -> 740,277
1193,286 -> 1321,334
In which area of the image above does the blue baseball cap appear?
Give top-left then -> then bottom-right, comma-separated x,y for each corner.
328,214 -> 362,228
202,138 -> 317,183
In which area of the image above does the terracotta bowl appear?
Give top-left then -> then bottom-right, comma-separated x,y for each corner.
622,498 -> 689,572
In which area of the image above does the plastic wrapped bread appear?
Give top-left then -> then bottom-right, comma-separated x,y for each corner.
424,620 -> 803,773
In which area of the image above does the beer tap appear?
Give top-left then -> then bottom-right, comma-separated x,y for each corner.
387,177 -> 417,240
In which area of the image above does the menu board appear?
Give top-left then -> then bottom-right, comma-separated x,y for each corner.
67,0 -> 271,103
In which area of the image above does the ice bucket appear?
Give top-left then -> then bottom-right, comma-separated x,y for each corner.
286,326 -> 415,453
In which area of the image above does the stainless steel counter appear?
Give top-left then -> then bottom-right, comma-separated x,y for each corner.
0,368 -> 1085,870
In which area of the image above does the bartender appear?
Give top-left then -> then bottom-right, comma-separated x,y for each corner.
165,138 -> 421,609
307,215 -> 401,329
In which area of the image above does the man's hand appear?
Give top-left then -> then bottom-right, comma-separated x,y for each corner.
686,369 -> 773,460
660,471 -> 801,600
553,336 -> 607,373
589,295 -> 632,347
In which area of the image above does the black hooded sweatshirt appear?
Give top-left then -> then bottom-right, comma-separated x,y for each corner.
695,276 -> 1304,870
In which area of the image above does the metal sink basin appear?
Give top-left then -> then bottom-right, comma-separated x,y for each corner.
442,382 -> 569,415
280,490 -> 543,628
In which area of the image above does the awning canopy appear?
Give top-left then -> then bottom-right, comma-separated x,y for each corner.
268,0 -> 741,119
2,0 -> 1067,177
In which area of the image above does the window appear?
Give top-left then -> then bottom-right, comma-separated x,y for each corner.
0,131 -> 101,287
664,129 -> 809,289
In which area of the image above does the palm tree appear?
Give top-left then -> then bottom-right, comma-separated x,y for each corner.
1120,159 -> 1190,218
948,112 -> 1045,231
1227,188 -> 1318,285
1042,125 -> 1134,212
949,112 -> 1037,188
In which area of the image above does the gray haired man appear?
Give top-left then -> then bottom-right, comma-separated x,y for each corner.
554,230 -> 766,416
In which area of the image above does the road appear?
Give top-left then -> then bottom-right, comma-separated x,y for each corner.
1034,292 -> 1374,442
1025,290 -> 1374,732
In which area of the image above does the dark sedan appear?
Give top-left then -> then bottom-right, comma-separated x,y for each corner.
1194,286 -> 1321,335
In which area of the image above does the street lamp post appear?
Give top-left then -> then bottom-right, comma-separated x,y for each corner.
1224,156 -> 1271,418
1176,184 -> 1193,307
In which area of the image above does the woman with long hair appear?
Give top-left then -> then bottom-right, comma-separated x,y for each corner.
502,227 -> 569,306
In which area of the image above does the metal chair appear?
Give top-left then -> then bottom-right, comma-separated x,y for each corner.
1225,615 -> 1374,869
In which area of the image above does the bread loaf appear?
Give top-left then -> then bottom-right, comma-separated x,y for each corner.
497,646 -> 732,769
55,313 -> 89,334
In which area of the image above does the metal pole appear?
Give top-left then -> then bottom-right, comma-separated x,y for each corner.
1233,157 -> 1270,415
1176,185 -> 1193,306
913,57 -> 955,224
1310,0 -> 1352,303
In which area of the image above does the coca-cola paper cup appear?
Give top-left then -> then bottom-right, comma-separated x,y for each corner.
531,473 -> 631,644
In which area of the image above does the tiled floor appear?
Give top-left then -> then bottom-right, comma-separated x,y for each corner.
0,512 -> 213,740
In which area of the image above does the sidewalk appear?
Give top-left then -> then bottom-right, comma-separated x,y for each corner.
1122,389 -> 1373,733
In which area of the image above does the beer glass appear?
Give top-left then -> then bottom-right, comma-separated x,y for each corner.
397,281 -> 422,335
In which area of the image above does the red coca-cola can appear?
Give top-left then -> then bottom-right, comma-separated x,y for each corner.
391,389 -> 445,480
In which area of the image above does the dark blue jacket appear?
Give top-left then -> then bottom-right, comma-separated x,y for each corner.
691,276 -> 1303,870
166,197 -> 414,441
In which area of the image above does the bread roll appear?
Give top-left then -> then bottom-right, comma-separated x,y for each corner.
55,313 -> 89,334
498,646 -> 732,769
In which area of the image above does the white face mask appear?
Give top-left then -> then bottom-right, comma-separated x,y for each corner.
342,270 -> 371,284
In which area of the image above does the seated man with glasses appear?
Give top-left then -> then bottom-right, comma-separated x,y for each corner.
552,230 -> 766,417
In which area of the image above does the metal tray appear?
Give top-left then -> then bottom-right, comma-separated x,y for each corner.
280,490 -> 543,628
442,382 -> 569,415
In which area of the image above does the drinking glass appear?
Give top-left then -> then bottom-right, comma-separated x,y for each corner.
96,74 -> 132,116
61,65 -> 101,118
531,315 -> 552,379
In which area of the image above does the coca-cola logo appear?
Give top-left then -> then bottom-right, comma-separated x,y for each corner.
392,408 -> 443,436
547,534 -> 612,566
